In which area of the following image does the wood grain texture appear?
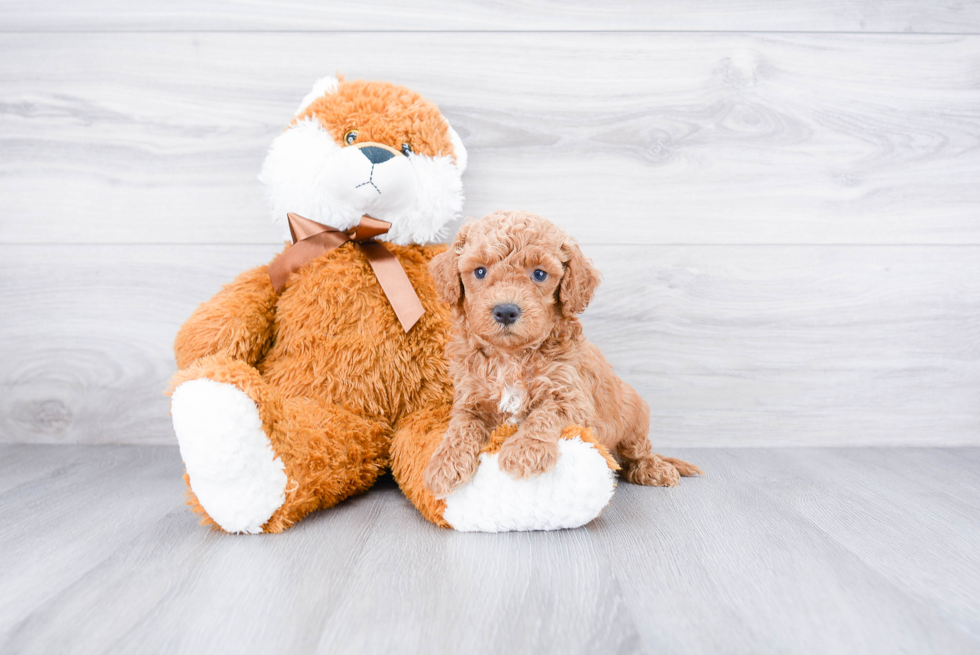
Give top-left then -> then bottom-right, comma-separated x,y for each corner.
765,448 -> 980,640
2,244 -> 977,446
2,32 -> 979,245
0,244 -> 279,446
0,446 -> 184,642
2,0 -> 979,33
598,447 -> 980,653
1,445 -> 978,654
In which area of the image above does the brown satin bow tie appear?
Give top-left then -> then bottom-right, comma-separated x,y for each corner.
268,213 -> 425,332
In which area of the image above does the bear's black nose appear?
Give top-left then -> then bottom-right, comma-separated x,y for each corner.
359,146 -> 396,165
492,304 -> 522,326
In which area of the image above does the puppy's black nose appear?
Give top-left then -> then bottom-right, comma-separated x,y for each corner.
359,146 -> 395,165
492,304 -> 522,326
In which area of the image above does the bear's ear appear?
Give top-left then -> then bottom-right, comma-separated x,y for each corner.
558,238 -> 601,317
429,222 -> 472,310
295,74 -> 342,116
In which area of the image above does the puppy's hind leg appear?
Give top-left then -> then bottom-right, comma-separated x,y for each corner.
617,394 -> 702,487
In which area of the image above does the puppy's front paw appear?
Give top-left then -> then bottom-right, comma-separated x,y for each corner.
498,436 -> 560,479
425,444 -> 479,499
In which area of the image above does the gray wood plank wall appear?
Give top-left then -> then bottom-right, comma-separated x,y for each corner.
3,1 -> 980,32
1,3 -> 978,446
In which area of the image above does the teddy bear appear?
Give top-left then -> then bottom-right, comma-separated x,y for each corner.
168,75 -> 618,534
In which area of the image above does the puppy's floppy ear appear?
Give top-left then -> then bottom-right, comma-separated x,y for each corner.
430,222 -> 472,309
558,239 -> 601,316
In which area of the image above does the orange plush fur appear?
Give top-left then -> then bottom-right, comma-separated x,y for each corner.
424,210 -> 701,498
295,77 -> 457,164
171,244 -> 456,531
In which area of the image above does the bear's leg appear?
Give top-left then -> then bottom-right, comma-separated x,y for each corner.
170,355 -> 388,534
261,394 -> 388,533
389,403 -> 452,528
391,403 -> 619,532
170,356 -> 286,534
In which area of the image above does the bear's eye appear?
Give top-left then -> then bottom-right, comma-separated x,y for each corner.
345,130 -> 358,145
401,143 -> 413,156
532,269 -> 548,282
473,267 -> 487,280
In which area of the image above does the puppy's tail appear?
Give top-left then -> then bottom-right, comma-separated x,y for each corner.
660,456 -> 703,477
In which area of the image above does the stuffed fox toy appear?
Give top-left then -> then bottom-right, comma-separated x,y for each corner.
168,75 -> 618,533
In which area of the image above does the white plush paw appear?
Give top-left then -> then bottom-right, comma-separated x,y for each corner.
171,379 -> 287,534
443,437 -> 616,532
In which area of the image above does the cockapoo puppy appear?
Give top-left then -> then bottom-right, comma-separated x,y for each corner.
424,210 -> 701,498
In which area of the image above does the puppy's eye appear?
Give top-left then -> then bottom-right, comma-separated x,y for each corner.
345,130 -> 358,145
532,269 -> 549,282
473,267 -> 487,280
401,143 -> 413,156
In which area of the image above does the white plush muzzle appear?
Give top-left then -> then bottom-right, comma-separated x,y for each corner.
259,118 -> 465,246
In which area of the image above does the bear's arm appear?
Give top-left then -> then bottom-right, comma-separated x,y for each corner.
174,264 -> 278,370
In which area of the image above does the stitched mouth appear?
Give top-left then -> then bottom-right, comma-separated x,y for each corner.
354,164 -> 382,195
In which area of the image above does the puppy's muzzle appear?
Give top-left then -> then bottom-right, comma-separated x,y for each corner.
492,303 -> 522,326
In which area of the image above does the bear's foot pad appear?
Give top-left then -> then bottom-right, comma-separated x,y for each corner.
443,428 -> 617,533
171,379 -> 287,534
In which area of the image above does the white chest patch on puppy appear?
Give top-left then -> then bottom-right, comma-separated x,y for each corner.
498,384 -> 524,424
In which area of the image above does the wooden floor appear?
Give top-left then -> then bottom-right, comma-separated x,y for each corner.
0,446 -> 977,654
